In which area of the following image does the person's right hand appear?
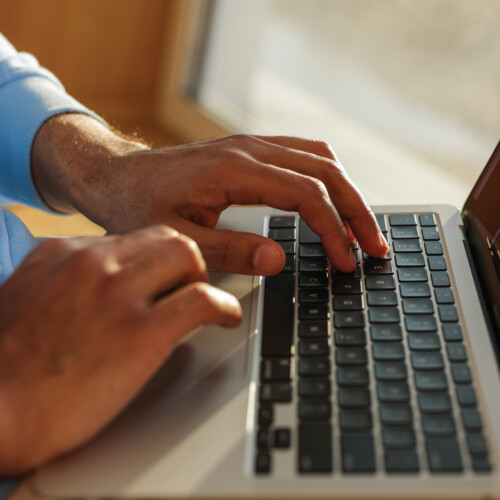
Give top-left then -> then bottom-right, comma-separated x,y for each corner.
0,226 -> 241,476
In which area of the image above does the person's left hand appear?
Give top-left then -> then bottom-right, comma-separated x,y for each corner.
33,115 -> 389,275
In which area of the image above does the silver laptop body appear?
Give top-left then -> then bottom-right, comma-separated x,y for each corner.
34,145 -> 500,499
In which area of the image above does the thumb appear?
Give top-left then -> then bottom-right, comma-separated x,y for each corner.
178,222 -> 286,275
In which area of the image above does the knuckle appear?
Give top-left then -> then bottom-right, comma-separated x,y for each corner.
148,224 -> 179,240
186,282 -> 214,311
304,176 -> 329,198
36,237 -> 73,256
170,234 -> 206,271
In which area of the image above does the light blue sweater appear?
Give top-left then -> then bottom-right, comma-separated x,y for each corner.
0,33 -> 102,491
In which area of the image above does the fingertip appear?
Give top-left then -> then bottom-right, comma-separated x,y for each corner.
252,243 -> 285,275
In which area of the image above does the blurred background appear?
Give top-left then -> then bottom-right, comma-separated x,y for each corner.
1,0 -> 499,235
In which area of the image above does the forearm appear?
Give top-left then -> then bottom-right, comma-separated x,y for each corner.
31,113 -> 148,226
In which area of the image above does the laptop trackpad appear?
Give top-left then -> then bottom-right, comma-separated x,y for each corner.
162,272 -> 255,384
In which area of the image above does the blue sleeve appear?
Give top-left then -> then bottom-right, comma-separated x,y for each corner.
0,33 -> 105,211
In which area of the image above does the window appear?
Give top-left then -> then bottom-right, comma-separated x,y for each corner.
160,0 -> 500,206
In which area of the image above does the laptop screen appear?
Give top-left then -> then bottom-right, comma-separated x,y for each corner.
462,141 -> 500,360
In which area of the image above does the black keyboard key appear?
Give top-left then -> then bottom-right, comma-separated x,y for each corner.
333,295 -> 364,311
382,428 -> 416,450
299,273 -> 328,288
299,289 -> 328,303
300,243 -> 326,258
389,214 -> 417,226
260,358 -> 291,381
400,282 -> 431,298
393,239 -> 422,253
397,268 -> 428,282
473,460 -> 492,472
363,261 -> 393,275
269,216 -> 296,228
456,386 -> 477,407
257,429 -> 271,450
262,273 -> 295,356
338,388 -> 371,409
405,315 -> 437,332
435,287 -> 454,304
258,406 -> 274,427
379,405 -> 413,426
299,400 -> 331,420
446,343 -> 467,362
255,452 -> 271,474
425,241 -> 443,255
372,343 -> 405,361
375,362 -> 407,381
332,265 -> 362,280
298,422 -> 333,473
467,434 -> 488,458
369,307 -> 400,324
274,428 -> 291,449
377,382 -> 410,403
408,333 -> 441,351
411,352 -> 444,371
365,275 -> 396,290
370,324 -> 403,342
299,258 -> 327,272
299,339 -> 330,357
418,392 -> 452,414
298,378 -> 331,398
299,219 -> 321,244
376,214 -> 387,232
461,409 -> 483,432
422,415 -> 456,437
414,371 -> 448,392
439,305 -> 459,322
451,364 -> 472,384
367,290 -> 398,307
419,213 -> 436,226
339,410 -> 372,431
395,253 -> 425,267
299,304 -> 329,320
334,311 -> 365,328
277,240 -> 296,255
426,438 -> 463,472
431,271 -> 450,287
422,227 -> 440,241
385,452 -> 419,473
335,328 -> 366,346
443,324 -> 463,341
337,367 -> 369,386
428,256 -> 447,271
260,383 -> 292,403
392,226 -> 419,239
299,321 -> 328,338
403,298 -> 434,315
269,228 -> 296,241
341,434 -> 376,473
299,358 -> 331,377
332,279 -> 362,295
336,347 -> 368,366
282,254 -> 295,272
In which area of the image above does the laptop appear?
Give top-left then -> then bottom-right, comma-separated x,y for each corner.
34,142 -> 500,498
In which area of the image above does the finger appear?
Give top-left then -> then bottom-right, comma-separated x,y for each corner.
174,220 -> 286,275
175,160 -> 355,272
107,225 -> 182,264
251,136 -> 389,257
145,282 -> 242,356
120,231 -> 208,299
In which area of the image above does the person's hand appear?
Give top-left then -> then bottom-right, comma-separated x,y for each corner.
0,226 -> 241,475
32,114 -> 389,275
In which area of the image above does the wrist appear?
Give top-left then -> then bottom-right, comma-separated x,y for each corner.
32,113 -> 148,227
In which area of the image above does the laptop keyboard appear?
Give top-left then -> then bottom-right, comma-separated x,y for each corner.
255,213 -> 492,475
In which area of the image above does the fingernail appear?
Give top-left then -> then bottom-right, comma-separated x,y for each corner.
253,245 -> 283,274
379,230 -> 389,251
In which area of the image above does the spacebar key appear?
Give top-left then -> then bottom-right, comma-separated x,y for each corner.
299,422 -> 333,473
261,273 -> 295,356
